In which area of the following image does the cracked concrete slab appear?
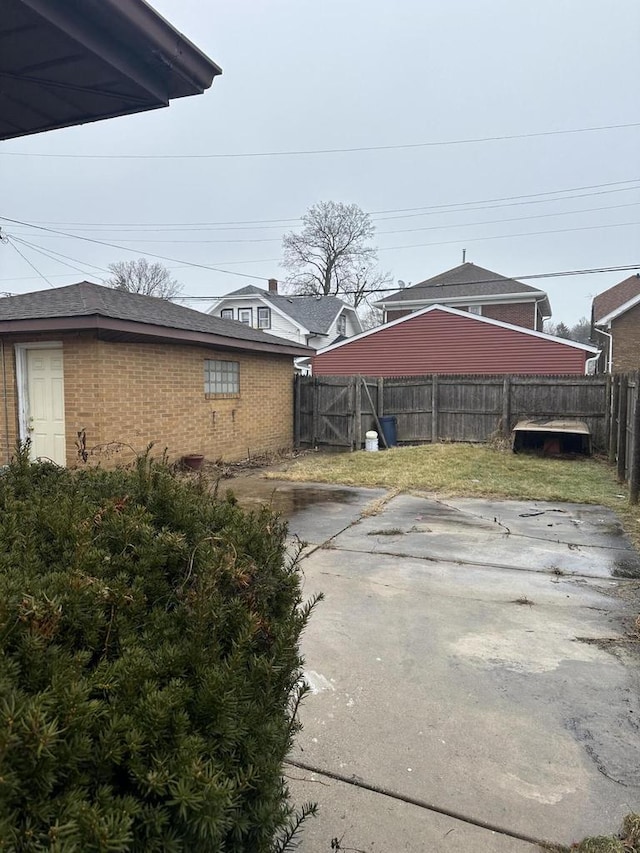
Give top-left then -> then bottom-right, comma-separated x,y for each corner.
263,483 -> 640,850
285,772 -> 537,852
333,493 -> 640,578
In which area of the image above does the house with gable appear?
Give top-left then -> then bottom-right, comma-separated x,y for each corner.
591,274 -> 640,373
0,282 -> 311,467
373,262 -> 552,331
208,279 -> 362,370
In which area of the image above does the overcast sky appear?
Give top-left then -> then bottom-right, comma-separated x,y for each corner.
2,0 -> 639,324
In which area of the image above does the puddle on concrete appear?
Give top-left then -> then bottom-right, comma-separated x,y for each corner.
217,481 -> 358,517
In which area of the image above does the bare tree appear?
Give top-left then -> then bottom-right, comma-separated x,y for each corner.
282,201 -> 391,308
105,258 -> 182,300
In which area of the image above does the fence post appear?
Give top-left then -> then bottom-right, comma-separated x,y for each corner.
603,374 -> 611,456
502,376 -> 511,438
629,373 -> 640,503
617,374 -> 628,482
293,375 -> 301,448
312,378 -> 320,448
608,375 -> 619,464
377,377 -> 384,417
353,376 -> 362,450
431,375 -> 439,443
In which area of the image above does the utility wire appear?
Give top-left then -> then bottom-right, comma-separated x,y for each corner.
180,264 -> 640,299
12,199 -> 639,245
6,238 -> 55,287
17,178 -> 640,231
2,120 -> 640,159
0,216 -> 267,282
10,235 -> 108,276
377,219 -> 640,253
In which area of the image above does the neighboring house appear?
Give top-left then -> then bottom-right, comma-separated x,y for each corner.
0,282 -> 311,467
591,274 -> 640,373
312,304 -> 598,377
208,281 -> 362,362
2,0 -> 221,140
373,262 -> 552,331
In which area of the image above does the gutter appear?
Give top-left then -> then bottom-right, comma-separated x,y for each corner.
373,290 -> 549,311
0,315 -> 312,358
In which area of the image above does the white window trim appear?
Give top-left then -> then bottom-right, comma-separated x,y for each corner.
14,342 -> 63,444
220,308 -> 234,320
238,307 -> 253,326
257,306 -> 271,329
467,305 -> 482,316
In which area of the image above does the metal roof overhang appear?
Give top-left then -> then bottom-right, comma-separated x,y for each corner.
0,0 -> 222,140
0,315 -> 313,358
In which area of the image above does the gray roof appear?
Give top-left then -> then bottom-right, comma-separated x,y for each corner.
220,285 -> 353,335
0,282 -> 311,354
376,263 -> 552,316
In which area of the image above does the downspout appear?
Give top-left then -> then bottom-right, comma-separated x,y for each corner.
1,339 -> 10,464
596,327 -> 613,373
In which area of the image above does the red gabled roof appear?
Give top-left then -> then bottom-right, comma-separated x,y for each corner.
313,305 -> 597,377
593,275 -> 640,324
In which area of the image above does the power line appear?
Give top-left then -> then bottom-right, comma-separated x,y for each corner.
6,238 -> 55,288
16,178 -> 640,231
180,264 -> 640,299
0,216 -> 268,282
10,236 -> 109,276
2,121 -> 640,159
377,220 -> 640,253
13,199 -> 638,245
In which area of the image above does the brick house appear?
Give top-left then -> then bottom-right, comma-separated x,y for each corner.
313,305 -> 598,377
373,262 -> 552,330
591,274 -> 640,373
0,282 -> 310,467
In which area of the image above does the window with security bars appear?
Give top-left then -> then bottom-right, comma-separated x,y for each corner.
204,359 -> 240,394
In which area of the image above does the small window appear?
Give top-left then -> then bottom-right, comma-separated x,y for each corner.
238,308 -> 252,325
468,305 -> 482,316
221,308 -> 234,320
204,359 -> 240,395
257,307 -> 271,329
337,313 -> 347,335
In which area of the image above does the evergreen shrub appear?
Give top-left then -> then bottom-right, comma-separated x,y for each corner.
0,450 -> 317,851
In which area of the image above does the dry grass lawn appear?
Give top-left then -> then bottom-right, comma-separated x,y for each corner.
268,444 -> 640,548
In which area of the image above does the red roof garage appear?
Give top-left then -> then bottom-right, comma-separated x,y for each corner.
313,305 -> 599,376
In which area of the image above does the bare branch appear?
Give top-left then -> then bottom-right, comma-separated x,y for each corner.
105,258 -> 183,300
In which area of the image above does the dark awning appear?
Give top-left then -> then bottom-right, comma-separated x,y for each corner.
0,0 -> 222,140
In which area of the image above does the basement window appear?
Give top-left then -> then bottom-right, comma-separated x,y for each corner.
204,359 -> 240,396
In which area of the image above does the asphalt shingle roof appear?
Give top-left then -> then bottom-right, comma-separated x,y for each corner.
378,262 -> 552,315
0,281 -> 310,352
592,275 -> 640,323
221,285 -> 350,334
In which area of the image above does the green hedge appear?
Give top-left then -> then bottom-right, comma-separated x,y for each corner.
0,451 -> 317,851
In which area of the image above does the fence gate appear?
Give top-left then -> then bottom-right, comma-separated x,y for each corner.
295,376 -> 355,449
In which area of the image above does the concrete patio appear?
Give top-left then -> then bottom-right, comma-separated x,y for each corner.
231,479 -> 640,851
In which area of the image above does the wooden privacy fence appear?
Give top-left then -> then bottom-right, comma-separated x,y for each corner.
608,372 -> 640,502
294,373 -> 610,452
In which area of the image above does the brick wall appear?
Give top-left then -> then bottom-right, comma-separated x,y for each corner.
386,301 -> 541,330
611,304 -> 640,372
481,301 -> 539,330
0,332 -> 294,467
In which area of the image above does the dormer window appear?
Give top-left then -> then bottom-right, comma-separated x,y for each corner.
221,308 -> 234,320
257,307 -> 271,329
238,308 -> 252,325
337,313 -> 347,335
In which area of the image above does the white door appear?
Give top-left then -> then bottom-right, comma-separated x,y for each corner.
26,348 -> 66,465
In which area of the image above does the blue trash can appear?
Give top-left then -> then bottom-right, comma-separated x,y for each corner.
378,415 -> 398,448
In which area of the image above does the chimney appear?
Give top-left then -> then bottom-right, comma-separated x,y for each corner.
268,278 -> 278,293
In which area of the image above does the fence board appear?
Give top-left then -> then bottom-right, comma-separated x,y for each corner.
294,373 -> 610,452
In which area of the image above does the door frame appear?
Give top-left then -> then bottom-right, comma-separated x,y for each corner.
14,342 -> 64,445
